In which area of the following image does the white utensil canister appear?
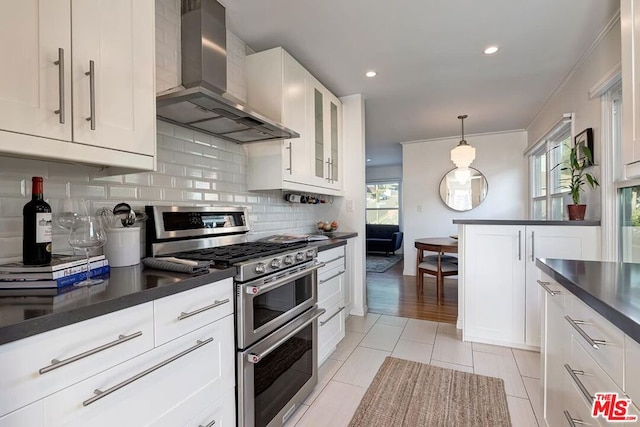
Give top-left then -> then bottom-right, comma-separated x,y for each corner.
104,227 -> 141,267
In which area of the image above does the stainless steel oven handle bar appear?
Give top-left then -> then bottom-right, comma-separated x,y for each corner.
245,262 -> 325,295
247,307 -> 326,364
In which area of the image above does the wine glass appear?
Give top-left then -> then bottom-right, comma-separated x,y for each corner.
54,198 -> 89,255
68,216 -> 107,287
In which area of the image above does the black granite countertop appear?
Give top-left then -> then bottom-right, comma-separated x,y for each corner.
453,219 -> 600,226
536,258 -> 640,344
0,265 -> 236,346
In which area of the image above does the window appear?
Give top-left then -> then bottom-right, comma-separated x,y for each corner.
366,182 -> 400,225
530,118 -> 572,219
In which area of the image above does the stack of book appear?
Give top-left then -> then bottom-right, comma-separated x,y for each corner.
0,254 -> 110,289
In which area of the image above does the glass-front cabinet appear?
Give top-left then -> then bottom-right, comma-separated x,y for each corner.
310,80 -> 341,190
619,185 -> 640,261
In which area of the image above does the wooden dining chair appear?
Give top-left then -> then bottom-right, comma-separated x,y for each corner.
416,253 -> 458,305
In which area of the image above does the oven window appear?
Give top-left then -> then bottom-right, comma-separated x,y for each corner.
253,273 -> 313,330
254,324 -> 313,427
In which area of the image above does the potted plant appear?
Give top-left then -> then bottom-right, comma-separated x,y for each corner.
556,143 -> 600,220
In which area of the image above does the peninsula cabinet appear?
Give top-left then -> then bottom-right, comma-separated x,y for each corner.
246,47 -> 344,196
622,0 -> 640,178
460,224 -> 600,349
0,0 -> 156,173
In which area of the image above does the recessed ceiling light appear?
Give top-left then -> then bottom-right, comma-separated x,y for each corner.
365,71 -> 377,78
484,46 -> 499,55
366,158 -> 372,162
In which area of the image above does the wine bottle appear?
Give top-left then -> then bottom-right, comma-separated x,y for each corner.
23,177 -> 52,265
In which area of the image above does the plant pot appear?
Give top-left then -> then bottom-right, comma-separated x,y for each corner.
567,204 -> 587,221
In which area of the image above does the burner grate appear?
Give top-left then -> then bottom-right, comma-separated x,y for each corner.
169,241 -> 308,265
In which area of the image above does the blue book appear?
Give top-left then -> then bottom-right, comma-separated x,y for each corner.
0,265 -> 111,289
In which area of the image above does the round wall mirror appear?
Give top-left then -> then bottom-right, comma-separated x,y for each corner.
439,167 -> 488,211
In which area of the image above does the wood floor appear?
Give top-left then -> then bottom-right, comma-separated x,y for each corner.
366,259 -> 458,324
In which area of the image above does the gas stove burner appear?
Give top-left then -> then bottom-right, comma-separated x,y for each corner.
169,241 -> 309,266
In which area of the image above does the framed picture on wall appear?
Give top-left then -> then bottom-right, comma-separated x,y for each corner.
574,127 -> 594,165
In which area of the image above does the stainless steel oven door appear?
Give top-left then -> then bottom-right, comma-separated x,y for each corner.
237,261 -> 324,349
238,306 -> 325,427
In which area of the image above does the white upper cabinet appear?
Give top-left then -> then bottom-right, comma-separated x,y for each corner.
246,47 -> 344,196
622,0 -> 640,178
0,0 -> 156,173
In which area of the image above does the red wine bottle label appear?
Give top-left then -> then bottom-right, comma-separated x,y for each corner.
36,213 -> 52,243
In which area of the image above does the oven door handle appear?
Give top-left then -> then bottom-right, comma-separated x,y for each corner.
246,307 -> 326,364
245,262 -> 326,295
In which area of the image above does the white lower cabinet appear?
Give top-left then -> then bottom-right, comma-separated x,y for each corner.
44,315 -> 234,427
317,246 -> 347,365
0,401 -> 44,427
461,224 -> 600,348
181,390 -> 235,427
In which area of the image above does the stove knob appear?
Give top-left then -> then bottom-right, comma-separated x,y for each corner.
284,255 -> 294,265
255,263 -> 266,274
306,249 -> 315,258
296,252 -> 305,261
271,258 -> 282,269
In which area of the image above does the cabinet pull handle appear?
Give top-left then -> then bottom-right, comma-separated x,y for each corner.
323,255 -> 345,264
563,410 -> 587,426
326,158 -> 331,182
53,48 -> 65,124
85,60 -> 96,130
177,298 -> 230,321
531,231 -> 535,261
536,280 -> 561,296
518,230 -> 522,261
83,337 -> 214,406
319,270 -> 345,284
320,306 -> 345,326
564,363 -> 594,403
564,316 -> 607,349
39,331 -> 143,375
286,142 -> 292,175
330,158 -> 334,183
199,419 -> 216,427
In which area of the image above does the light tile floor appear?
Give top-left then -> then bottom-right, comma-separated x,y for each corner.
285,313 -> 543,427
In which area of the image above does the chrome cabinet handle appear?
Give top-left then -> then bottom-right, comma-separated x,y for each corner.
286,142 -> 292,175
323,255 -> 345,264
320,306 -> 345,326
563,410 -> 587,426
177,299 -> 230,321
39,331 -> 143,375
245,262 -> 325,295
531,231 -> 535,261
85,60 -> 96,130
319,270 -> 345,284
199,419 -> 216,427
54,48 -> 65,124
537,280 -> 561,296
83,337 -> 213,406
247,308 -> 325,363
329,158 -> 334,183
518,230 -> 522,261
564,363 -> 594,403
565,316 -> 607,349
326,158 -> 331,182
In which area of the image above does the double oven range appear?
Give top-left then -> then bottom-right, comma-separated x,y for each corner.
146,206 -> 325,427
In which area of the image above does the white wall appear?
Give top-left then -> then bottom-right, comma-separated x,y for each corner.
401,130 -> 528,275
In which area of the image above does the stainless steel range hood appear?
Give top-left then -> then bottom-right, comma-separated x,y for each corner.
156,0 -> 299,144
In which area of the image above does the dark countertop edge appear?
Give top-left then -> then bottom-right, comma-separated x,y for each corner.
535,259 -> 640,345
311,239 -> 348,251
0,267 -> 236,346
454,219 -> 600,226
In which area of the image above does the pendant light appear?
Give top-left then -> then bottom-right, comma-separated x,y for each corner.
451,114 -> 476,169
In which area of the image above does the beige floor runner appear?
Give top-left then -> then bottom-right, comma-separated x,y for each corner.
349,357 -> 512,427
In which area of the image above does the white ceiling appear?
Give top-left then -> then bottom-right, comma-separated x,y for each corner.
222,0 -> 619,167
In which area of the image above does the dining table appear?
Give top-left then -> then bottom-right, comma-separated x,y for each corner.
414,237 -> 459,303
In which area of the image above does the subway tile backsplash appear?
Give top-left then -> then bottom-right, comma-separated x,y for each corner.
0,122 -> 331,264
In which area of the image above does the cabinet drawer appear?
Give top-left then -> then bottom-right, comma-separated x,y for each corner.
625,335 -> 640,407
182,389 -> 235,427
318,300 -> 346,364
0,302 -> 154,417
562,372 -> 601,427
154,278 -> 234,346
317,246 -> 345,265
318,269 -> 345,307
0,401 -> 44,427
566,297 -> 624,387
44,315 -> 234,427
